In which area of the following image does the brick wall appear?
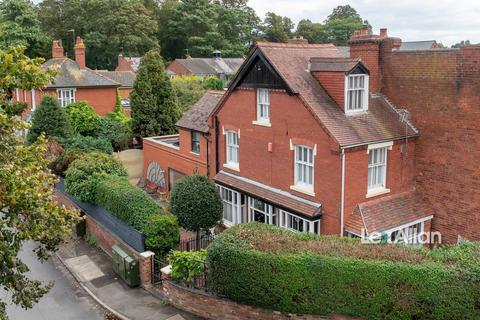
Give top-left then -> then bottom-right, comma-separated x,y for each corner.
166,60 -> 192,77
349,41 -> 381,93
312,71 -> 345,110
379,46 -> 480,243
162,279 -> 360,320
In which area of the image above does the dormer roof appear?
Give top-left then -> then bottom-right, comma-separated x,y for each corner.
310,57 -> 369,75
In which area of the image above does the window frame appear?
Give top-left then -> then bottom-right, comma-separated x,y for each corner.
218,185 -> 241,226
225,130 -> 239,169
293,145 -> 315,193
344,74 -> 369,115
191,131 -> 201,154
367,146 -> 388,192
57,88 -> 76,107
255,88 -> 270,125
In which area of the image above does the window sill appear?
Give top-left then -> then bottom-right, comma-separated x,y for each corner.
366,188 -> 390,198
290,185 -> 315,197
345,109 -> 368,116
222,219 -> 234,227
223,163 -> 240,172
252,120 -> 271,127
190,151 -> 200,156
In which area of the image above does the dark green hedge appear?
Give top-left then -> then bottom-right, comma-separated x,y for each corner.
207,223 -> 480,320
94,175 -> 161,230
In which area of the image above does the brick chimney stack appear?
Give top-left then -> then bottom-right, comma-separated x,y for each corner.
74,36 -> 86,69
288,36 -> 309,45
52,40 -> 64,58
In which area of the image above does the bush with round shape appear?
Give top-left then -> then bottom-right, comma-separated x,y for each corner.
65,152 -> 127,202
170,174 -> 223,235
63,135 -> 113,154
207,223 -> 480,320
94,117 -> 132,151
94,175 -> 161,230
26,95 -> 72,144
65,101 -> 101,136
143,214 -> 180,256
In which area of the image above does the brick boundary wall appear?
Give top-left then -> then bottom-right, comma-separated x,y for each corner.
86,217 -> 154,288
161,276 -> 360,320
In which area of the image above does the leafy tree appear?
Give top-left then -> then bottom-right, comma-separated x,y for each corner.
94,117 -> 132,151
26,95 -> 72,144
64,101 -> 100,136
295,19 -> 327,44
170,175 -> 223,246
0,0 -> 50,58
0,46 -> 79,319
171,76 -> 206,112
326,4 -> 362,22
261,12 -> 294,43
130,50 -> 181,139
323,18 -> 365,46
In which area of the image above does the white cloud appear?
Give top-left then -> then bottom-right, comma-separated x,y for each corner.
248,0 -> 480,46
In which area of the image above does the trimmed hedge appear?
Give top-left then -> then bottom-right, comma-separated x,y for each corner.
65,152 -> 127,202
63,135 -> 113,154
143,214 -> 180,256
94,175 -> 161,230
207,223 -> 480,320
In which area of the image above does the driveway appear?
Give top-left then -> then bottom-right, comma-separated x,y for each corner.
4,241 -> 106,320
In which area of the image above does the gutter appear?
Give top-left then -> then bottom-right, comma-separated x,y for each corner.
340,147 -> 346,236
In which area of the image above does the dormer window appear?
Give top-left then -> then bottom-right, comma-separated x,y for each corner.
345,74 -> 369,114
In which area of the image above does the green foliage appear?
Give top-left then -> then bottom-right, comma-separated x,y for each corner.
0,111 -> 79,319
38,0 -> 159,70
295,19 -> 327,44
93,117 -> 132,151
26,95 -> 72,144
202,76 -> 224,90
207,223 -> 480,320
65,152 -> 127,202
170,175 -> 223,232
49,148 -> 85,177
131,49 -> 181,139
65,101 -> 101,136
143,214 -> 180,256
170,250 -> 207,285
63,135 -> 113,154
323,18 -> 365,46
106,88 -> 129,123
94,175 -> 161,230
0,0 -> 51,58
84,231 -> 98,247
261,12 -> 294,43
171,76 -> 206,112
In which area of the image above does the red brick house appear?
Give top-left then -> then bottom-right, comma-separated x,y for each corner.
15,37 -> 120,116
143,34 -> 438,245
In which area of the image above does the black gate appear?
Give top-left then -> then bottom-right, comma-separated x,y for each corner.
152,256 -> 168,284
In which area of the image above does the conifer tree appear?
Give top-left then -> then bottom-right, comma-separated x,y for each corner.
130,50 -> 181,140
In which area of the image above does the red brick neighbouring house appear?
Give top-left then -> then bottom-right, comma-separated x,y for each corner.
14,37 -> 120,116
143,36 -> 438,245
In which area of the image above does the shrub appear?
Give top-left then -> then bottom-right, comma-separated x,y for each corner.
94,117 -> 132,151
143,214 -> 180,256
170,174 -> 223,234
106,88 -> 129,123
94,175 -> 161,230
49,148 -> 85,176
65,152 -> 127,202
26,95 -> 72,144
207,223 -> 480,320
65,101 -> 100,136
202,76 -> 223,90
171,76 -> 206,112
63,135 -> 113,154
170,250 -> 207,285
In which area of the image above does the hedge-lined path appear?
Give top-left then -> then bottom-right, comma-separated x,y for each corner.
57,238 -> 200,320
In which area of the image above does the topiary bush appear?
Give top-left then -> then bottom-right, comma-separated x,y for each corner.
26,95 -> 72,144
65,101 -> 101,136
65,152 -> 127,202
63,135 -> 113,154
94,175 -> 161,230
143,214 -> 180,256
207,223 -> 480,320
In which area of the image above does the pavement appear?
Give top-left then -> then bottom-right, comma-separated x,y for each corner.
4,241 -> 106,320
113,149 -> 144,184
56,238 -> 200,320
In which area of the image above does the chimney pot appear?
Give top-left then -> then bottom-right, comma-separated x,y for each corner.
288,38 -> 309,45
74,36 -> 86,68
380,28 -> 388,38
52,40 -> 64,58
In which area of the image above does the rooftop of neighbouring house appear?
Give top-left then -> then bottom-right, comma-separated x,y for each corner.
168,55 -> 244,76
43,57 -> 120,88
176,90 -> 225,133
143,135 -> 180,150
230,41 -> 418,147
398,40 -> 437,51
95,70 -> 136,87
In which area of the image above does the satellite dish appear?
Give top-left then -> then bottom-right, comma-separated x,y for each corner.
146,161 -> 165,189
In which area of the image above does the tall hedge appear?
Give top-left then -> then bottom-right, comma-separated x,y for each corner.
207,223 -> 480,320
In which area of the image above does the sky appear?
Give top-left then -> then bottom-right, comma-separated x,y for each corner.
248,0 -> 480,46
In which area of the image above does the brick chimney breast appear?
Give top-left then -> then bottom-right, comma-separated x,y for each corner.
52,40 -> 64,58
74,36 -> 86,69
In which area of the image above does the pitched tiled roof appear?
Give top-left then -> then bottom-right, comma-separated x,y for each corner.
174,57 -> 244,76
95,70 -> 136,87
176,90 -> 224,133
310,57 -> 362,73
124,57 -> 141,72
255,42 -> 418,147
214,171 -> 322,219
337,46 -> 350,57
399,40 -> 436,51
43,58 -> 119,88
345,191 -> 434,235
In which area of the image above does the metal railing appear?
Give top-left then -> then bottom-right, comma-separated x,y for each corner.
177,234 -> 215,252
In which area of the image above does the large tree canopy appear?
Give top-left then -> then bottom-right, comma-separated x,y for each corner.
260,12 -> 294,43
0,46 -> 79,319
